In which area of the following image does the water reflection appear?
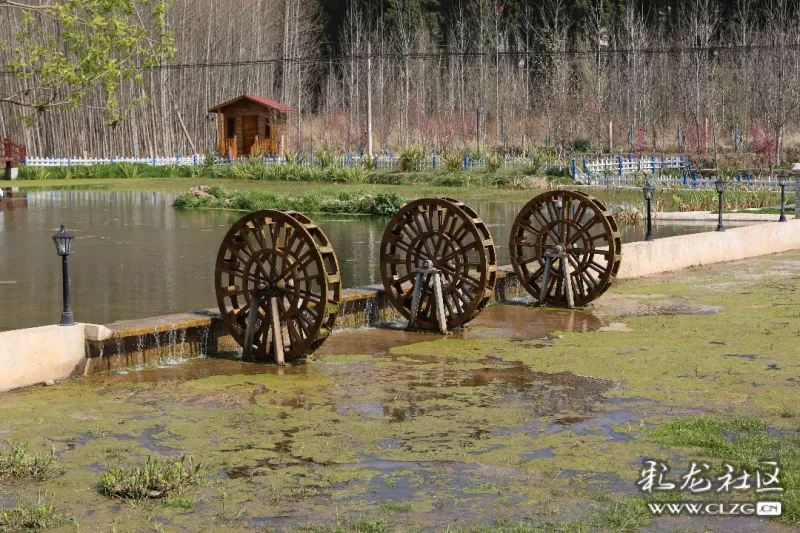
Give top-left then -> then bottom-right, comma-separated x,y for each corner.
0,190 -> 754,331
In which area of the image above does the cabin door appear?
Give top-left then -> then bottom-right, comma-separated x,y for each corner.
242,115 -> 258,155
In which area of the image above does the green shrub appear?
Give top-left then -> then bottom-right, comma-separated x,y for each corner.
484,153 -> 501,172
442,152 -> 464,172
99,456 -> 200,499
209,164 -> 233,179
362,155 -> 377,171
162,164 -> 183,177
115,162 -> 143,179
52,166 -> 75,180
204,151 -> 216,167
520,160 -> 540,176
545,165 -> 572,179
399,146 -> 424,172
433,175 -> 467,187
75,165 -> 105,179
571,138 -> 592,152
673,186 -> 781,212
173,187 -> 404,216
0,496 -> 69,530
316,148 -> 336,169
18,166 -> 50,180
0,441 -> 57,481
368,193 -> 404,217
207,184 -> 230,199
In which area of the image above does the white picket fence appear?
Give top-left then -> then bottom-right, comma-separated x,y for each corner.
582,172 -> 794,191
24,153 -> 687,179
25,155 -> 204,167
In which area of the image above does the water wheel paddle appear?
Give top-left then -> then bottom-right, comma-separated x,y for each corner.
215,210 -> 341,362
509,190 -> 621,307
380,197 -> 497,331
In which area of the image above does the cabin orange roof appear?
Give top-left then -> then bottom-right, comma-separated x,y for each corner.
208,95 -> 297,113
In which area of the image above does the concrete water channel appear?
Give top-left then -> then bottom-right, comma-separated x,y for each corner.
0,250 -> 798,532
0,190 -> 756,332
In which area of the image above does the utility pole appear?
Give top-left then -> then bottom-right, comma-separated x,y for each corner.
476,107 -> 481,155
367,40 -> 373,156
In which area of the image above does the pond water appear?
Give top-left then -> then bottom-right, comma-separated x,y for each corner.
0,190 -> 754,331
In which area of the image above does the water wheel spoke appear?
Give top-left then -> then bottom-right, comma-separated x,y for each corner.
530,209 -> 562,245
433,209 -> 455,258
440,241 -> 476,263
516,219 -> 543,240
392,272 -> 415,286
586,259 -> 609,275
458,273 -> 482,290
570,247 -> 612,258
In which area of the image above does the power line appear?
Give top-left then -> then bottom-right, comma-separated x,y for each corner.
2,42 -> 799,77
153,43 -> 800,71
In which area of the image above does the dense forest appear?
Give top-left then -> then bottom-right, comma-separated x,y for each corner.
0,0 -> 798,163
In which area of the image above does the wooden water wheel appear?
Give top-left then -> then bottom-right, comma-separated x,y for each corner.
509,190 -> 621,307
215,210 -> 341,362
380,197 -> 497,331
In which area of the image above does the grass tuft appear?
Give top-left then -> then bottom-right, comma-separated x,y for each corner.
99,455 -> 201,499
597,497 -> 650,531
0,496 -> 70,531
163,496 -> 198,509
301,517 -> 389,533
0,441 -> 57,481
648,417 -> 800,524
377,502 -> 412,513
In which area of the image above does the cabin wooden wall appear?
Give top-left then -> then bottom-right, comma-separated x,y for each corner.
214,100 -> 290,157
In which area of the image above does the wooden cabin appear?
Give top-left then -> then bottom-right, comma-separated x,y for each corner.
208,95 -> 296,158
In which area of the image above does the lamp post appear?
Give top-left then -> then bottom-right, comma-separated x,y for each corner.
778,171 -> 789,222
52,225 -> 75,326
643,181 -> 655,241
793,163 -> 800,219
714,177 -> 725,232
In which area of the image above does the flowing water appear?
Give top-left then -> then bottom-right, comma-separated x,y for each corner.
0,189 -> 755,331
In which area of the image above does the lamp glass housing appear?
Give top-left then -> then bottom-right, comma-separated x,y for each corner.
643,183 -> 655,201
52,225 -> 75,257
778,171 -> 789,186
714,178 -> 725,194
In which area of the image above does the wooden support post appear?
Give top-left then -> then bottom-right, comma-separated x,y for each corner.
242,291 -> 264,361
539,256 -> 552,306
431,270 -> 447,334
243,284 -> 285,365
270,295 -> 285,365
563,253 -> 574,309
408,261 -> 448,334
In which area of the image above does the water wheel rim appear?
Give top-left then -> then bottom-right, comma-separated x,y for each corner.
215,209 -> 341,361
380,197 -> 497,330
567,191 -> 622,280
509,190 -> 621,307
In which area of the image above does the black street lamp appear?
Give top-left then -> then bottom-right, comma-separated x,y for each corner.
52,225 -> 76,326
643,181 -> 655,241
778,171 -> 789,222
714,177 -> 725,232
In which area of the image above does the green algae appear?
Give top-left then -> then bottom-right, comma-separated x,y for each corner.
1,253 -> 800,531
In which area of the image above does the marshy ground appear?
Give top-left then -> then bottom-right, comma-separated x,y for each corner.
1,252 -> 800,532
